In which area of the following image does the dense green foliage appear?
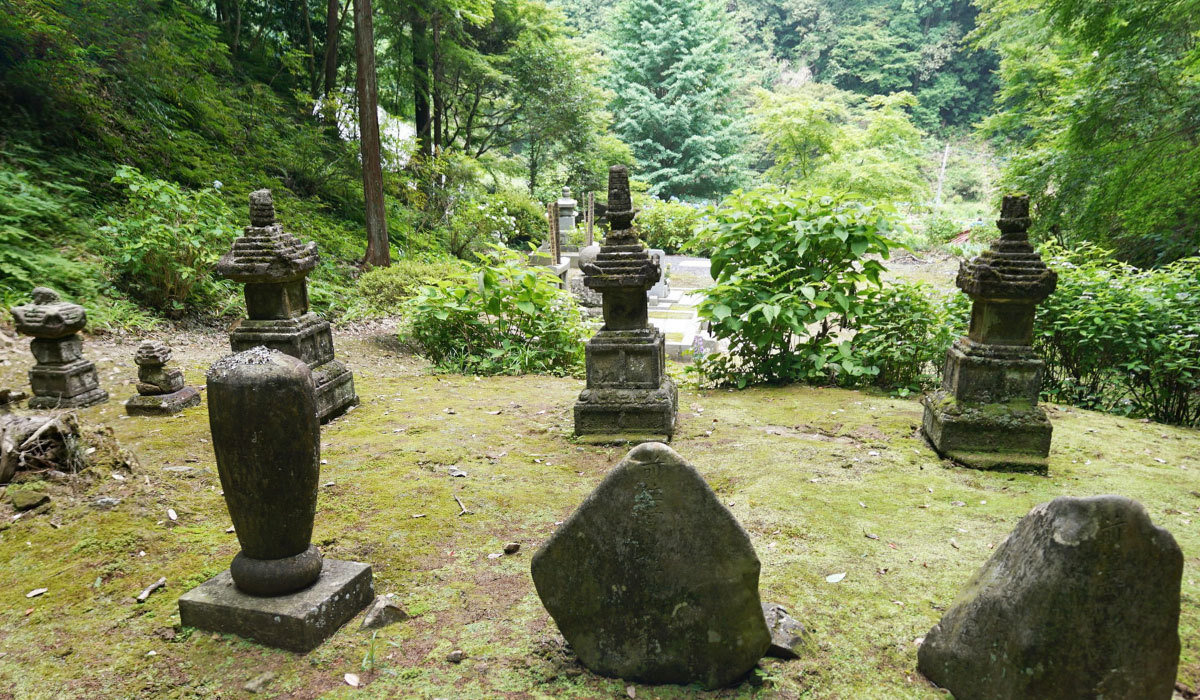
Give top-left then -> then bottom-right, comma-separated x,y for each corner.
851,281 -> 968,395
692,188 -> 899,387
402,248 -> 585,375
1035,245 -> 1200,426
353,258 -> 466,315
977,0 -> 1200,266
751,86 -> 928,205
97,167 -> 237,314
607,0 -> 749,199
634,199 -> 705,255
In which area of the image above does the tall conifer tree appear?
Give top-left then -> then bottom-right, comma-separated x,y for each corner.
607,0 -> 748,200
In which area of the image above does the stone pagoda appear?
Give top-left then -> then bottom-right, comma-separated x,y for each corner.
215,190 -> 357,422
922,195 -> 1057,472
10,287 -> 107,409
125,341 -> 200,416
574,166 -> 677,439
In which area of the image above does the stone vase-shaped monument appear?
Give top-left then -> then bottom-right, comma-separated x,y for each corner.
922,195 -> 1056,472
124,341 -> 200,416
178,348 -> 372,652
574,166 -> 677,439
10,287 -> 107,409
215,190 -> 357,422
531,443 -> 770,688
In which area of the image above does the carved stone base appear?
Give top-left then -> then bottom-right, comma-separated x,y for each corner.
313,360 -> 357,422
178,558 -> 373,653
125,386 -> 201,416
922,390 -> 1051,473
574,380 -> 678,440
28,359 -> 107,409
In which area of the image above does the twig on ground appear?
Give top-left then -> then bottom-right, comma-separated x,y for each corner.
136,577 -> 167,603
454,494 -> 471,517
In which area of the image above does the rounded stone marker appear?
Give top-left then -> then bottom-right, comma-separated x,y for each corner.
207,347 -> 322,595
918,495 -> 1182,700
531,442 -> 769,689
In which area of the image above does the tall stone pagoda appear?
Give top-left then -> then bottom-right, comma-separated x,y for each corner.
11,287 -> 108,409
215,190 -> 357,422
922,195 -> 1057,472
574,166 -> 677,439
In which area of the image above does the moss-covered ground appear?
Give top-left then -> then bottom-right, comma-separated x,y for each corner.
0,331 -> 1197,699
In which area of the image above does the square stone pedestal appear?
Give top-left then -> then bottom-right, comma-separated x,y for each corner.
28,359 -> 108,409
575,327 -> 677,442
125,386 -> 201,416
178,559 -> 373,652
922,391 -> 1051,473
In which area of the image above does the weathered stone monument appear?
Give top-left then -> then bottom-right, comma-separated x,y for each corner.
531,443 -> 770,688
574,166 -> 677,439
10,287 -> 107,409
215,190 -> 356,422
922,195 -> 1056,471
124,341 -> 200,416
178,347 -> 372,652
918,495 -> 1182,699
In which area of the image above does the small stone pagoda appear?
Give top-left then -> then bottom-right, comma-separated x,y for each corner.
10,287 -> 107,409
125,341 -> 200,416
922,195 -> 1057,472
215,190 -> 357,422
574,166 -> 677,439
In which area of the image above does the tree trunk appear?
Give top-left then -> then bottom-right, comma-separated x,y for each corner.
303,0 -> 318,96
432,14 -> 444,153
322,0 -> 345,95
411,6 -> 432,158
353,0 -> 389,267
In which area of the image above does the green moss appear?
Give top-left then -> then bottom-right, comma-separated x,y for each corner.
0,336 -> 1197,698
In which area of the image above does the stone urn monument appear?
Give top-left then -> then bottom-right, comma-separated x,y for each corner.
574,166 -> 677,440
922,195 -> 1057,472
124,341 -> 200,416
214,190 -> 357,422
10,287 -> 107,409
178,347 -> 372,652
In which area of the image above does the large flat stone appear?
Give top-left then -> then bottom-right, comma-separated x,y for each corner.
125,386 -> 201,416
178,559 -> 373,652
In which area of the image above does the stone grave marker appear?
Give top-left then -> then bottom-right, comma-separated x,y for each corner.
10,287 -> 107,409
918,495 -> 1182,699
214,190 -> 357,422
922,194 -> 1057,472
531,442 -> 770,688
178,347 -> 373,652
124,341 -> 200,416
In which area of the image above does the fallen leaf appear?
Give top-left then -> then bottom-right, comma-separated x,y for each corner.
825,572 -> 846,583
26,588 -> 48,598
344,673 -> 360,687
864,533 -> 879,540
167,509 -> 178,521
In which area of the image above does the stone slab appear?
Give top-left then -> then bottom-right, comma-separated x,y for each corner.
178,559 -> 373,653
125,386 -> 201,416
28,387 -> 108,410
922,391 -> 1050,473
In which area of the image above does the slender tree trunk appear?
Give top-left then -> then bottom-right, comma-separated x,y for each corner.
353,0 -> 389,267
411,6 -> 432,158
323,0 -> 346,95
432,14 -> 444,152
304,0 -> 318,96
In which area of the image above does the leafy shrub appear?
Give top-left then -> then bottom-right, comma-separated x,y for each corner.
443,189 -> 547,260
636,199 -> 704,255
850,281 -> 969,395
98,166 -> 237,314
354,258 -> 465,315
402,247 -> 585,376
1036,244 -> 1200,425
690,188 -> 900,388
0,157 -> 91,299
491,189 -> 547,249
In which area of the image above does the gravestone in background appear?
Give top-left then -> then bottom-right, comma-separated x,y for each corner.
922,194 -> 1056,472
124,340 -> 200,416
918,495 -> 1182,699
574,166 -> 677,440
214,190 -> 356,422
178,347 -> 372,652
10,287 -> 107,409
531,442 -> 769,688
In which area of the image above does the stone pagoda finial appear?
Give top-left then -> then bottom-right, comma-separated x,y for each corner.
922,194 -> 1057,473
248,189 -> 276,228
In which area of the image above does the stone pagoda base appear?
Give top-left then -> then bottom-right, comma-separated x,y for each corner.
28,362 -> 108,409
125,387 -> 201,416
178,559 -> 373,652
230,313 -> 357,421
922,390 -> 1051,473
574,327 -> 677,441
